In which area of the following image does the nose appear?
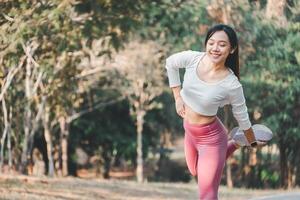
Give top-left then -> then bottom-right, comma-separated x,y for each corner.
212,44 -> 220,52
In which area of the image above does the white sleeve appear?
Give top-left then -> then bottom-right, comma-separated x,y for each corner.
165,50 -> 196,87
229,83 -> 252,130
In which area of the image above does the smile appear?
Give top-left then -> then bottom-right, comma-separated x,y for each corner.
210,53 -> 222,58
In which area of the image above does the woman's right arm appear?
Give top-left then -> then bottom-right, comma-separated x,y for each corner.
165,50 -> 196,87
166,50 -> 196,117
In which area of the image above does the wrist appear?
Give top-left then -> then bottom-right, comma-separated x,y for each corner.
175,95 -> 181,101
244,129 -> 256,144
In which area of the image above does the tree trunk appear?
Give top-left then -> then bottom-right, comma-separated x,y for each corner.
220,0 -> 230,24
247,148 -> 258,187
241,147 -> 247,184
226,161 -> 233,188
136,109 -> 145,183
279,142 -> 288,188
287,161 -> 296,189
102,146 -> 111,179
43,102 -> 55,177
27,93 -> 45,164
59,116 -> 69,176
266,0 -> 287,26
0,98 -> 9,172
7,106 -> 12,173
249,148 -> 257,166
206,0 -> 232,23
20,56 -> 32,174
0,56 -> 26,103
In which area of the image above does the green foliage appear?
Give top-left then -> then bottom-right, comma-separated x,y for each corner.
139,0 -> 211,51
244,20 -> 300,133
146,92 -> 183,134
261,168 -> 280,187
74,0 -> 157,50
70,100 -> 136,161
241,14 -> 300,187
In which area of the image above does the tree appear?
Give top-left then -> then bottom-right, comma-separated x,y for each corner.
110,40 -> 166,182
0,0 -> 163,175
266,0 -> 287,26
243,20 -> 300,188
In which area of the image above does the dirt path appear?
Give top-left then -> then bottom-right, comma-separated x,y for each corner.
0,175 -> 296,200
249,193 -> 300,200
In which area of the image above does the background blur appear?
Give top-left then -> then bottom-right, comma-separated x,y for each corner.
0,0 -> 300,192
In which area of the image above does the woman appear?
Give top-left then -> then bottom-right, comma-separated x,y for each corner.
165,24 -> 271,200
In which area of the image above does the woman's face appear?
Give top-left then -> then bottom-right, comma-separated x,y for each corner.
205,30 -> 233,65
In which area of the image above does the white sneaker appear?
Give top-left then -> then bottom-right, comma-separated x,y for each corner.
229,124 -> 273,147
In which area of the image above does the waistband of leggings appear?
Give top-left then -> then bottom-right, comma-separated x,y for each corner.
183,117 -> 218,128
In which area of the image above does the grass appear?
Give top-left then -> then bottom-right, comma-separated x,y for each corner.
0,175 -> 297,200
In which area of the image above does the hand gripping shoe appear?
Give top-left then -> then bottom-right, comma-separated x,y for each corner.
229,124 -> 273,147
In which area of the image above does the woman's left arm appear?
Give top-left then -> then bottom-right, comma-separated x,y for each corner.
228,83 -> 257,146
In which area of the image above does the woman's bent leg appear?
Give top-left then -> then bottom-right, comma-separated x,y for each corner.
226,140 -> 238,159
184,133 -> 198,176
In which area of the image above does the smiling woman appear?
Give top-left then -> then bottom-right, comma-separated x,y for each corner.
204,25 -> 239,80
206,33 -> 233,62
165,24 -> 272,200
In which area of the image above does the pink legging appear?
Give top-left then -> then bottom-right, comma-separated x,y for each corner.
183,118 -> 237,200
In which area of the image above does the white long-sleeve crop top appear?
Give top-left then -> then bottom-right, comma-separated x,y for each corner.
165,50 -> 251,130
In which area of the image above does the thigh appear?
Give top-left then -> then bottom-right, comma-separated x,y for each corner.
184,133 -> 198,176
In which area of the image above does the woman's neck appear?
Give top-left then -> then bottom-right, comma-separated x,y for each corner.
204,56 -> 226,72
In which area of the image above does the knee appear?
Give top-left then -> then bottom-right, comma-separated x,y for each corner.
191,171 -> 197,176
188,167 -> 197,176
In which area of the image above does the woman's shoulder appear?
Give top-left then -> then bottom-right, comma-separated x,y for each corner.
167,50 -> 204,60
166,50 -> 205,68
222,73 -> 242,90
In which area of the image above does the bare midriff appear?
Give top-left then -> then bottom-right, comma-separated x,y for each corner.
184,104 -> 216,125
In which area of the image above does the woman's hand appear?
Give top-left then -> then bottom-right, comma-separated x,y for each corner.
244,128 -> 268,148
251,141 -> 267,148
246,141 -> 267,150
175,96 -> 185,118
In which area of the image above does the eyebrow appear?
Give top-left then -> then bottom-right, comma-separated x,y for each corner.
208,38 -> 228,43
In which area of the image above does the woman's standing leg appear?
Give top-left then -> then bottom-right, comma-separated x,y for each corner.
196,141 -> 227,200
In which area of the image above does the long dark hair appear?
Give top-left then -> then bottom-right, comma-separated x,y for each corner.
204,24 -> 240,79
